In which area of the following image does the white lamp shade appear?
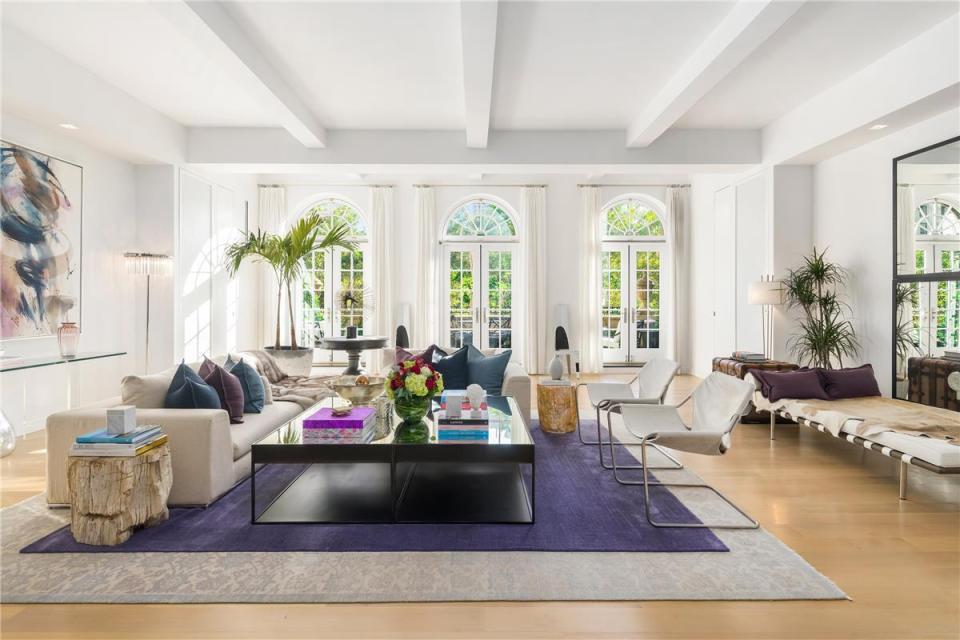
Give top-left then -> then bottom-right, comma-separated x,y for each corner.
748,280 -> 783,306
125,252 -> 172,276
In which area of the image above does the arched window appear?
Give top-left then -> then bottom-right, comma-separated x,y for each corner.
299,197 -> 368,352
599,195 -> 669,364
445,199 -> 516,238
915,197 -> 960,237
441,196 -> 519,350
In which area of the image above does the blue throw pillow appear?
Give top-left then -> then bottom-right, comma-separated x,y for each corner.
165,376 -> 221,410
228,358 -> 265,413
467,348 -> 512,395
434,346 -> 470,390
164,361 -> 211,408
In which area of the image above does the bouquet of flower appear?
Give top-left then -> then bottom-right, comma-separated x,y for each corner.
385,358 -> 444,401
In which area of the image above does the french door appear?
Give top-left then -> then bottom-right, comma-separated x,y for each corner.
301,245 -> 368,362
443,243 -> 516,351
601,242 -> 667,364
914,242 -> 960,353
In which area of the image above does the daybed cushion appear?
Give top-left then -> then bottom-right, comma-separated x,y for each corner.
230,400 -> 303,460
818,364 -> 881,399
839,422 -> 960,468
751,368 -> 829,402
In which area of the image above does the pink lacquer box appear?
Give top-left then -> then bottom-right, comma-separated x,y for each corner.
303,406 -> 375,429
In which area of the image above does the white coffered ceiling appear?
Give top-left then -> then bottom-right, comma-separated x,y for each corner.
2,0 -> 957,152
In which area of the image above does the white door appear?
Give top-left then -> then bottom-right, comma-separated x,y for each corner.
601,243 -> 667,364
302,245 -> 369,363
443,243 -> 516,350
916,243 -> 960,354
713,186 -> 736,358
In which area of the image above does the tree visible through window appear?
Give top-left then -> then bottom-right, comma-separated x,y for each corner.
446,200 -> 515,237
604,199 -> 665,237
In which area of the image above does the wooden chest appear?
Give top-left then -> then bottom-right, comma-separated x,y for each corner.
712,357 -> 799,423
907,357 -> 960,412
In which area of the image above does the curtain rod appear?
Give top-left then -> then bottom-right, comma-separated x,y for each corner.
412,183 -> 547,188
578,183 -> 690,188
259,183 -> 395,188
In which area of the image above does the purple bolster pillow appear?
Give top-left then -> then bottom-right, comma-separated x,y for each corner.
751,369 -> 830,402
817,364 -> 881,399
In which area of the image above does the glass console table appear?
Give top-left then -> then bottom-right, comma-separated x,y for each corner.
0,351 -> 126,373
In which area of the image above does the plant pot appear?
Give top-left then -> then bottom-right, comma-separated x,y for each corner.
264,346 -> 314,377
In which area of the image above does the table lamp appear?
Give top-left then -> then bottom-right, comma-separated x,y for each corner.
748,276 -> 783,359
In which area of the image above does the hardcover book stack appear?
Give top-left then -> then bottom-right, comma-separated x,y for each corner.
70,425 -> 167,457
302,406 -> 376,444
732,350 -> 767,363
943,350 -> 960,362
437,391 -> 489,444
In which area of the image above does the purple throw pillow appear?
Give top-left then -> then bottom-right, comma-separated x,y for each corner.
751,369 -> 829,402
817,364 -> 881,399
197,356 -> 217,379
202,364 -> 245,424
394,344 -> 447,365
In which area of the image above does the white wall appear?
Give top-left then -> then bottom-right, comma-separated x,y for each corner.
1,115 -> 137,434
813,108 -> 960,396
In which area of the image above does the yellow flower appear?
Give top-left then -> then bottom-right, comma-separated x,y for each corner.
404,373 -> 428,396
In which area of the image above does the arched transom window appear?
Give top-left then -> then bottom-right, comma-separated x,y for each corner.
445,199 -> 516,238
303,198 -> 367,239
603,197 -> 665,238
915,198 -> 960,237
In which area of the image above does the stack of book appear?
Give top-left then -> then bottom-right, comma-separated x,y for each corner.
943,350 -> 960,362
437,395 -> 489,444
732,351 -> 767,363
70,425 -> 167,457
302,406 -> 376,444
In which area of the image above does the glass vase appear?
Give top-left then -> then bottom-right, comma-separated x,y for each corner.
394,395 -> 431,425
57,322 -> 80,359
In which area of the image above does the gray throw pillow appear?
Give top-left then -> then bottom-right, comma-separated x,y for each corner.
121,369 -> 176,408
467,348 -> 512,395
228,358 -> 265,413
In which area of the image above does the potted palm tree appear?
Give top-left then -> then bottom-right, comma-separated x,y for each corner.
782,247 -> 860,369
225,212 -> 356,376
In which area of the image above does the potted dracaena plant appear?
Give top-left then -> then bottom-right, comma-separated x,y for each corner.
781,247 -> 860,369
225,212 -> 357,376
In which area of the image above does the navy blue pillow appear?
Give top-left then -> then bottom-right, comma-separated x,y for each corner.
467,348 -> 512,395
228,358 -> 265,413
434,346 -> 470,390
164,362 -> 211,408
165,376 -> 221,410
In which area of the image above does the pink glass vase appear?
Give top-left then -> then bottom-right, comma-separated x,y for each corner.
57,322 -> 80,358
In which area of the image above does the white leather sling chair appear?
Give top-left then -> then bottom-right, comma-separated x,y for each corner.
577,356 -> 680,471
606,372 -> 758,529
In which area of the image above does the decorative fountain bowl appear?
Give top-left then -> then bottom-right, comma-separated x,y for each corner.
331,375 -> 387,406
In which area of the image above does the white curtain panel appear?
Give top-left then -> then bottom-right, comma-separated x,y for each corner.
370,186 -> 395,341
897,185 -> 916,275
258,186 -> 286,347
522,186 -> 547,373
578,186 -> 603,373
414,186 -> 439,347
667,185 -> 691,373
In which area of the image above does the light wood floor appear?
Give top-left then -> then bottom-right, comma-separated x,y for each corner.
2,373 -> 958,639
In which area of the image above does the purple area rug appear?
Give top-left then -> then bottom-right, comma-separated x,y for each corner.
21,422 -> 727,554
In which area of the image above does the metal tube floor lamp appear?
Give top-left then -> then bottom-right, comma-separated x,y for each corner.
125,252 -> 172,373
748,276 -> 784,359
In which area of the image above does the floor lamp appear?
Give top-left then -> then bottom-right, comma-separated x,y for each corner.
748,276 -> 783,359
125,252 -> 172,373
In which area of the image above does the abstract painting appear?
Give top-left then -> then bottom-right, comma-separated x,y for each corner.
1,141 -> 82,339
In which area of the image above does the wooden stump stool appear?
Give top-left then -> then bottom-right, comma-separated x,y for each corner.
68,444 -> 173,546
537,383 -> 578,433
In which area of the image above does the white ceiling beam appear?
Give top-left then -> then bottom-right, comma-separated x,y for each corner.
459,0 -> 499,149
156,1 -> 326,148
626,0 -> 804,148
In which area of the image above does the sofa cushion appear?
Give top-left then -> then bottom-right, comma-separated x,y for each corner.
434,346 -> 470,389
230,401 -> 303,460
202,364 -> 245,424
197,356 -> 219,379
164,377 -> 222,410
818,364 -> 881,399
164,362 -> 209,407
467,347 -> 512,395
121,368 -> 176,409
228,358 -> 265,413
261,375 -> 274,404
395,344 -> 447,365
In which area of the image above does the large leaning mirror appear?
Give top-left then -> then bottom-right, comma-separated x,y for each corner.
893,136 -> 960,402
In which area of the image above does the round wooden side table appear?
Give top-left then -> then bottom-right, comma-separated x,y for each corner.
537,383 -> 578,433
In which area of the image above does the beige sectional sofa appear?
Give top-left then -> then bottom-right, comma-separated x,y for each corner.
46,360 -> 305,507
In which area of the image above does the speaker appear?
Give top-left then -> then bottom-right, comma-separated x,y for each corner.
555,326 -> 570,350
396,325 -> 410,349
553,304 -> 571,350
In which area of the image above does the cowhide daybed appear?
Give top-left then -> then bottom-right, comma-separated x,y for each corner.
749,384 -> 960,500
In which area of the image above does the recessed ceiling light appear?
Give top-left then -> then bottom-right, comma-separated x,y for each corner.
59,123 -> 79,130
869,124 -> 888,130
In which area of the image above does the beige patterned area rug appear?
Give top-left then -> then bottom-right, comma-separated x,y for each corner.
0,457 -> 846,604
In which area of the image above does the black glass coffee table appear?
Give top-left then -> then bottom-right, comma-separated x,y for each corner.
250,395 -> 534,524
